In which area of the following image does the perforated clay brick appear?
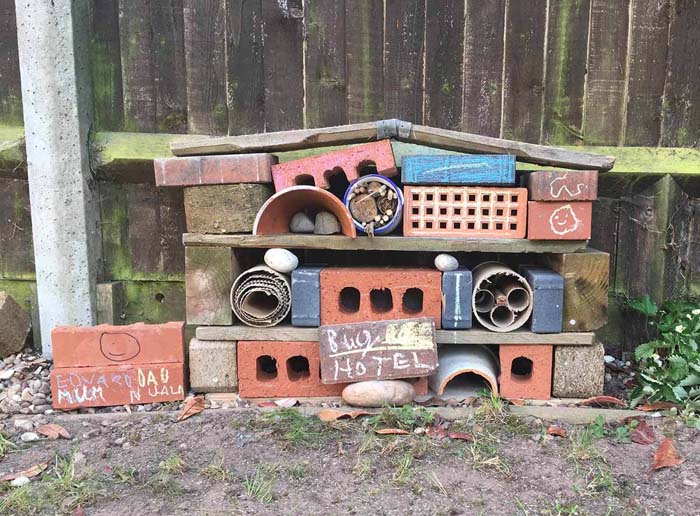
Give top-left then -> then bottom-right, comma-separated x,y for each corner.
498,345 -> 553,400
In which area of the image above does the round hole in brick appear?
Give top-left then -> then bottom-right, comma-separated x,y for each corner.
370,288 -> 393,313
256,355 -> 278,381
325,167 -> 350,198
295,174 -> 315,186
287,355 -> 310,381
402,288 -> 423,313
339,287 -> 361,313
442,372 -> 492,399
511,356 -> 533,380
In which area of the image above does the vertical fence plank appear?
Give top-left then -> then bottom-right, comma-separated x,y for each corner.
89,0 -> 124,131
183,0 -> 227,135
625,0 -> 670,146
226,0 -> 264,135
542,0 -> 590,146
345,0 -> 384,123
424,0 -> 465,130
0,0 -> 22,125
0,178 -> 34,279
461,0 -> 505,137
384,0 -> 425,123
262,0 -> 304,131
304,0 -> 347,128
583,0 -> 629,145
660,0 -> 700,147
502,0 -> 547,142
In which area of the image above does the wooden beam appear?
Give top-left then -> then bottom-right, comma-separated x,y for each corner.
183,233 -> 588,253
195,324 -> 595,345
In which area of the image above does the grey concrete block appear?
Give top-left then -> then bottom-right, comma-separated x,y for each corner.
189,338 -> 237,393
441,268 -> 472,329
520,266 -> 564,333
553,343 -> 605,398
292,267 -> 322,327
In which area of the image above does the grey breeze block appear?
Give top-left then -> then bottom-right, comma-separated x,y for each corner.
441,268 -> 473,330
291,267 -> 323,327
189,338 -> 237,393
520,266 -> 564,333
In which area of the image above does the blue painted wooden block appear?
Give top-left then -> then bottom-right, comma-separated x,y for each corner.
291,266 -> 323,327
442,268 -> 473,329
401,154 -> 516,185
520,266 -> 564,333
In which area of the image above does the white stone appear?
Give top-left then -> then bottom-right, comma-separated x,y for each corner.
13,419 -> 33,432
264,248 -> 299,274
11,477 -> 30,487
289,212 -> 315,233
342,380 -> 416,408
0,368 -> 14,380
604,355 -> 615,364
434,254 -> 459,272
20,431 -> 39,442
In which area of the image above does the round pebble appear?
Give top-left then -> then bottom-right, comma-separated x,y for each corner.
264,248 -> 299,274
434,253 -> 459,272
342,380 -> 415,408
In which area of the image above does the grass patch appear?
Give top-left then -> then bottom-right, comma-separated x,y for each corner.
111,465 -> 137,485
369,405 -> 435,431
0,432 -> 16,459
391,451 -> 414,485
242,465 -> 275,503
257,408 -> 334,447
201,452 -> 232,482
0,486 -> 34,516
286,461 -> 310,480
159,453 -> 186,475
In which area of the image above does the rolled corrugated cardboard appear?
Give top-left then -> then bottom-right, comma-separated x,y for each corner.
230,265 -> 291,327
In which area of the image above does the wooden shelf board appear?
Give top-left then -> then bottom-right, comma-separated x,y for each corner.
195,325 -> 596,345
183,233 -> 588,253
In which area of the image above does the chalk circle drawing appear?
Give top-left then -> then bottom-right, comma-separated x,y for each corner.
100,332 -> 141,362
549,173 -> 585,199
549,205 -> 580,235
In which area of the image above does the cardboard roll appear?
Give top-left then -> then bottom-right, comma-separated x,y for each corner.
230,266 -> 291,327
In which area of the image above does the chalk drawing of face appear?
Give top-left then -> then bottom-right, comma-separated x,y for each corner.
100,332 -> 141,362
549,205 -> 580,235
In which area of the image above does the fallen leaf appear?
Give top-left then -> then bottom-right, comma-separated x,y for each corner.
448,432 -> 474,442
0,460 -> 50,481
547,426 -> 567,438
256,401 -> 278,408
652,438 -> 684,470
318,409 -> 370,422
631,420 -> 656,445
414,396 -> 448,407
374,428 -> 410,435
638,401 -> 680,412
177,395 -> 205,422
72,506 -> 86,516
509,399 -> 525,406
274,398 -> 298,408
425,424 -> 448,439
577,395 -> 626,408
36,423 -> 71,440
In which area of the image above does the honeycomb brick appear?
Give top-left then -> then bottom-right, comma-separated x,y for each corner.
403,186 -> 528,238
154,153 -> 276,187
237,341 -> 346,398
498,345 -> 553,400
271,140 -> 397,192
320,268 -> 442,327
525,170 -> 598,202
527,201 -> 592,240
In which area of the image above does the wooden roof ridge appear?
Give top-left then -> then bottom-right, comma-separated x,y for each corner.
170,119 -> 616,171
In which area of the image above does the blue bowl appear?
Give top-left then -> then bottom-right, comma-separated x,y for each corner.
343,174 -> 404,235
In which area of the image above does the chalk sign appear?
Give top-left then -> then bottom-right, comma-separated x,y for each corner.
319,317 -> 438,384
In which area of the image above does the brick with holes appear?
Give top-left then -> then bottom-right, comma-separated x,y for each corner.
319,268 -> 442,327
271,140 -> 397,192
498,344 -> 553,400
403,186 -> 528,238
527,201 -> 592,240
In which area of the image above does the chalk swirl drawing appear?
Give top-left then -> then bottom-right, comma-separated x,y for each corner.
100,332 -> 141,362
549,173 -> 585,199
549,205 -> 580,235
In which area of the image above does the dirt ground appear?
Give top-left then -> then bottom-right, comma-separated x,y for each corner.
0,402 -> 698,516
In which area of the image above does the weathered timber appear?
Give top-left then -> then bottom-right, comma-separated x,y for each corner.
96,282 -> 126,325
121,281 -> 185,324
0,0 -> 23,126
0,291 -> 31,357
185,246 -> 238,325
0,178 -> 34,279
195,324 -> 596,345
0,126 -> 25,178
539,249 -> 609,332
183,233 -> 588,253
183,184 -> 273,234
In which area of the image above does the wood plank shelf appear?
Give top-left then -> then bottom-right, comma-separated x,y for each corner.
183,233 -> 588,253
195,325 -> 596,345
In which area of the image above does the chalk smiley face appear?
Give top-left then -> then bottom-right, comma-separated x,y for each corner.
100,332 -> 141,362
549,205 -> 580,235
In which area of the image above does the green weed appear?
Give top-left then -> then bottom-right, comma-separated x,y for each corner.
242,465 -> 275,503
201,452 -> 232,482
159,453 -> 186,475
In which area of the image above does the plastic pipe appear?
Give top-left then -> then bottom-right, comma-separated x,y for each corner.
471,262 -> 533,332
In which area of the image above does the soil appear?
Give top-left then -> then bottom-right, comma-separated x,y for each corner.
1,406 -> 698,515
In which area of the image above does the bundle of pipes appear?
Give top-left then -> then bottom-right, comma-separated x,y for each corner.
472,262 -> 533,332
230,265 -> 291,327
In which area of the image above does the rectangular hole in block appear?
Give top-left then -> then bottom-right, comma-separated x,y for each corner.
482,208 -> 489,216
256,356 -> 278,382
440,194 -> 448,201
412,207 -> 419,215
426,222 -> 433,228
454,208 -> 461,215
453,222 -> 461,229
467,222 -> 475,229
413,193 -> 419,201
496,208 -> 503,216
497,194 -> 504,202
439,222 -> 447,229
468,208 -> 475,216
512,195 -> 519,202
412,221 -> 419,228
496,222 -> 503,230
426,208 -> 433,215
510,223 -> 517,230
454,194 -> 462,201
426,194 -> 434,201
511,209 -> 518,216
440,208 -> 447,215
483,194 -> 490,202
481,222 -> 489,229
467,194 -> 475,202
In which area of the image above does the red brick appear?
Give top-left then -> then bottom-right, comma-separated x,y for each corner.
51,363 -> 186,409
498,345 -> 552,400
526,170 -> 598,201
527,201 -> 592,240
154,154 -> 276,187
403,186 -> 528,238
320,268 -> 442,328
51,322 -> 185,368
271,140 -> 397,192
237,341 -> 346,398
407,376 -> 429,396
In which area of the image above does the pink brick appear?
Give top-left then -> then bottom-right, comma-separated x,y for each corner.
403,186 -> 528,238
527,201 -> 592,240
498,345 -> 552,400
271,140 -> 397,192
320,268 -> 442,328
154,154 -> 276,186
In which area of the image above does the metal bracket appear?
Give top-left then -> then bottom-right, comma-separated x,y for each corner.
376,119 -> 412,139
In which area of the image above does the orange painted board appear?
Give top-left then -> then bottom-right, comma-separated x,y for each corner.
526,170 -> 598,201
51,322 -> 185,368
527,201 -> 592,240
51,363 -> 186,409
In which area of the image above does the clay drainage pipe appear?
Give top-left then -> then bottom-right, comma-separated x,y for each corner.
428,345 -> 499,400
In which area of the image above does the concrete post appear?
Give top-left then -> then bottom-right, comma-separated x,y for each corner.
15,0 -> 100,357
